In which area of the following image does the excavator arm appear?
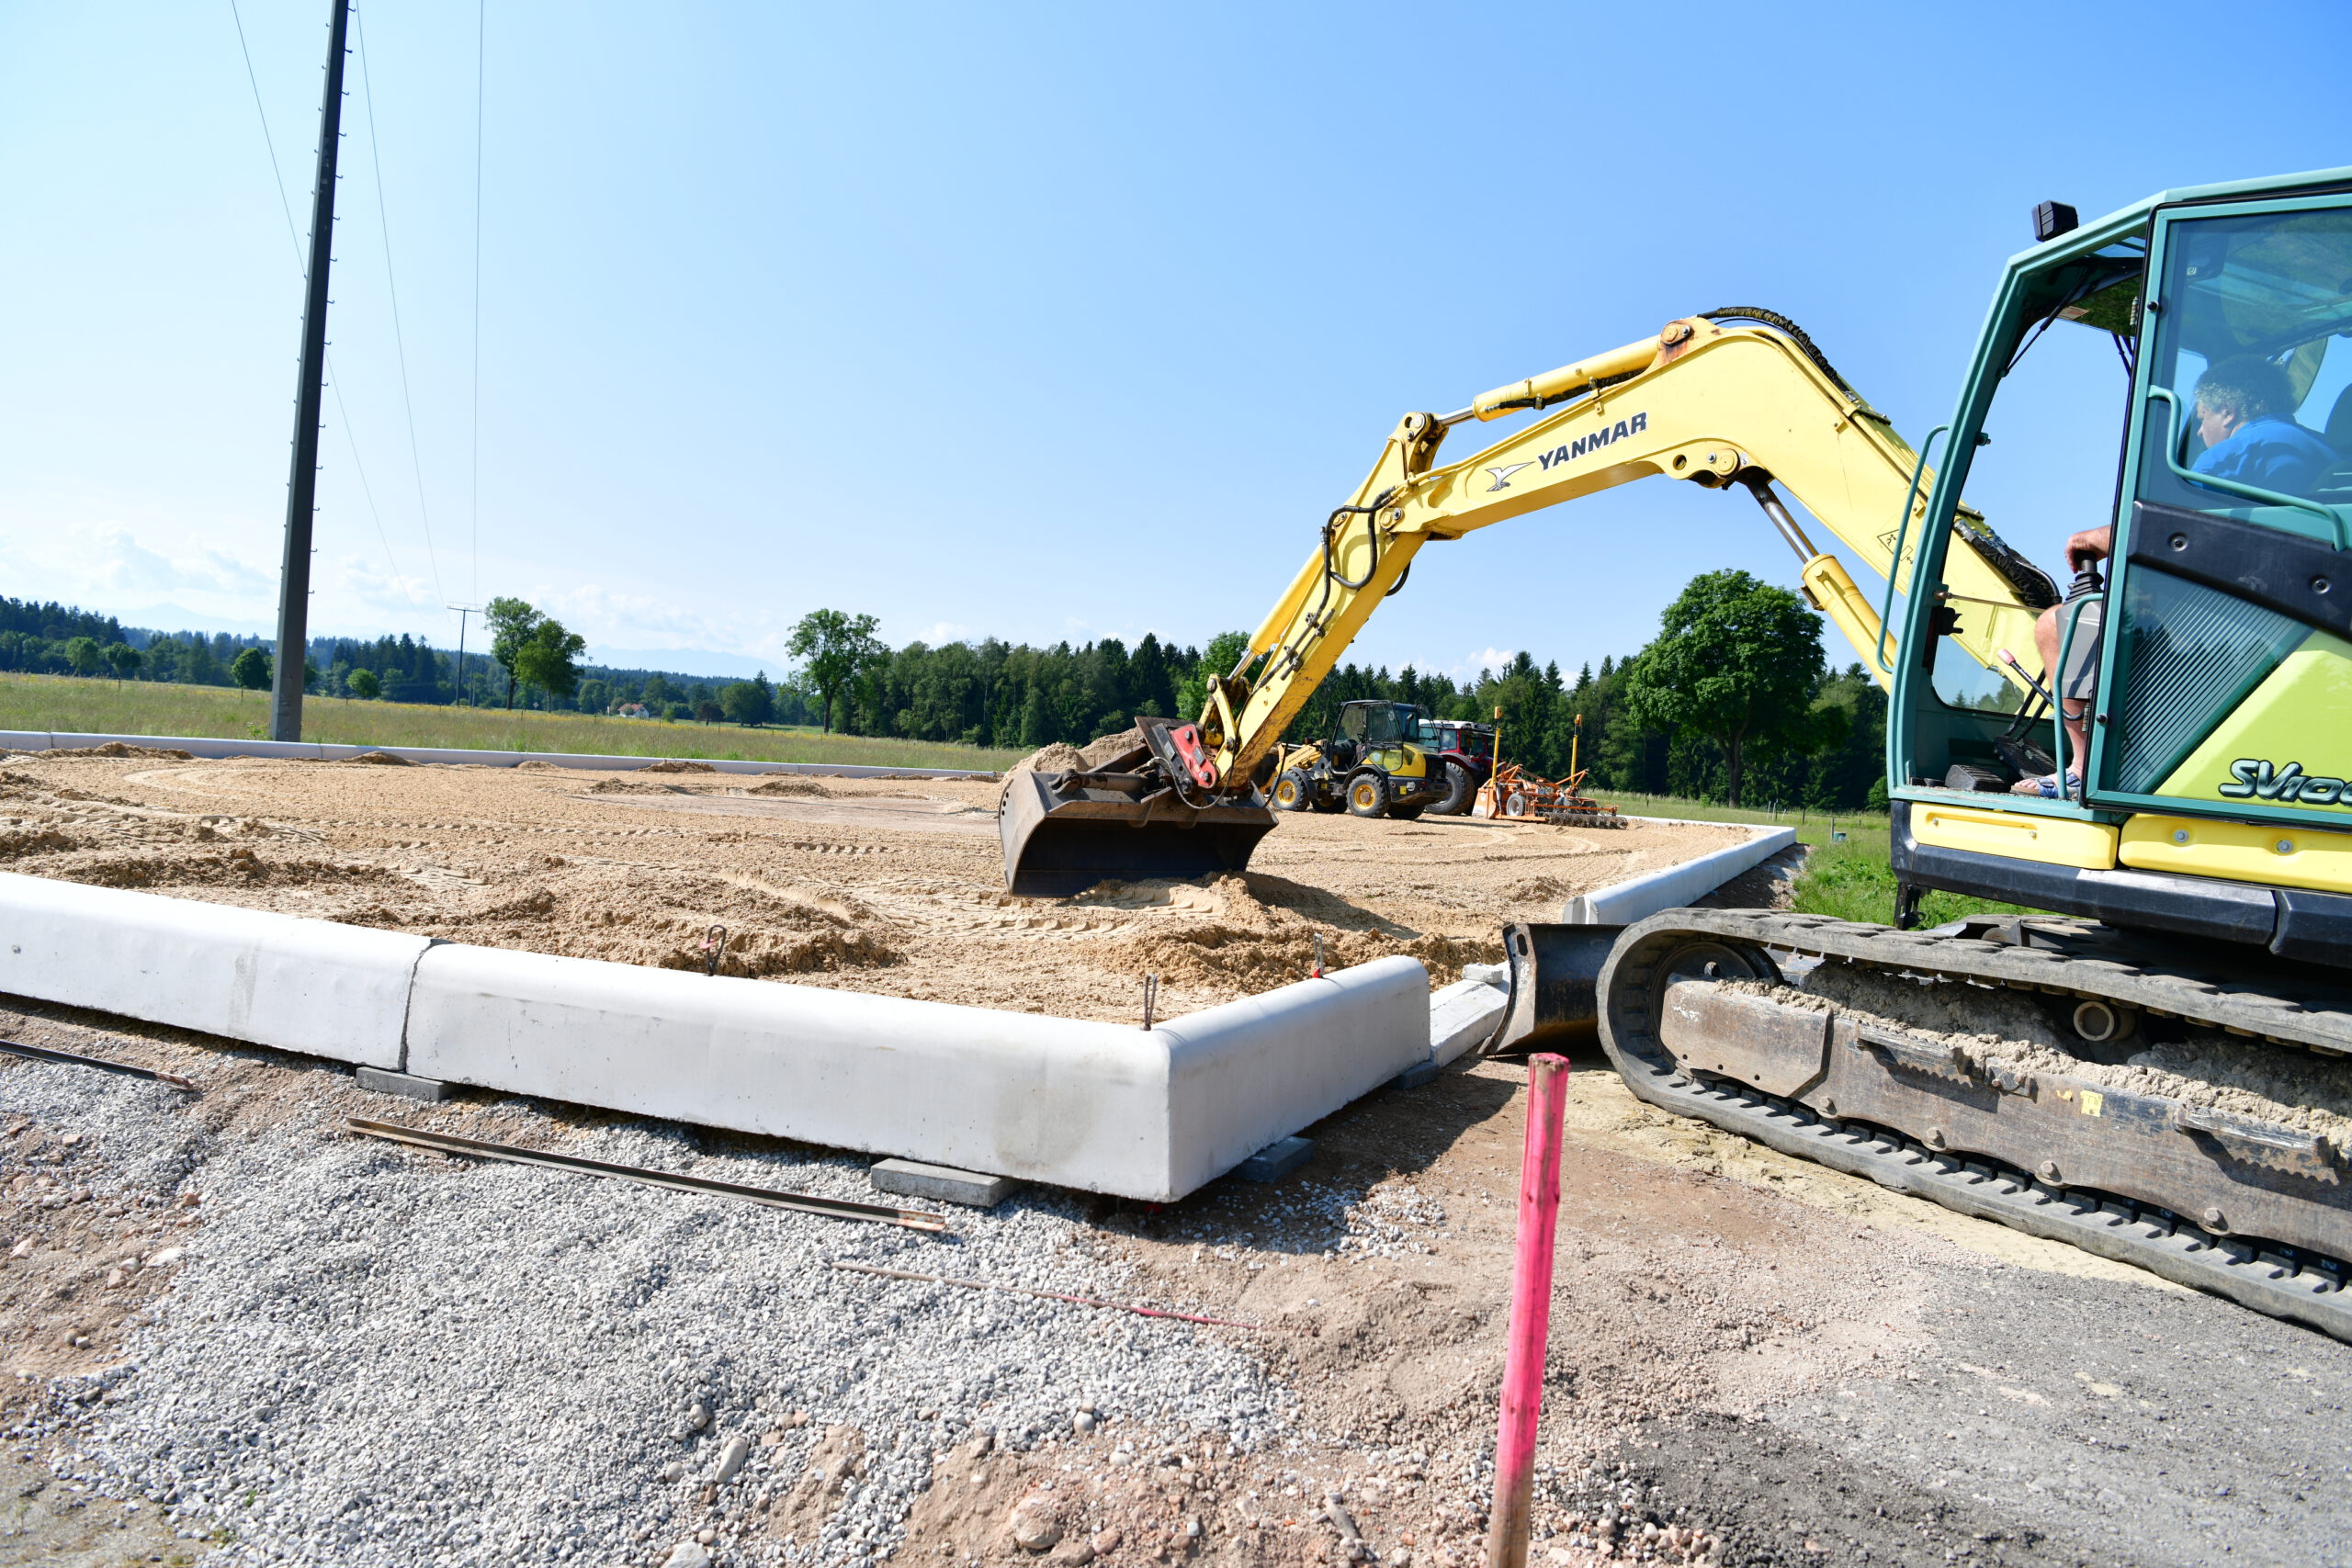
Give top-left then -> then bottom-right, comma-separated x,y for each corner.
1001,314 -> 2058,894
1198,314 -> 2057,786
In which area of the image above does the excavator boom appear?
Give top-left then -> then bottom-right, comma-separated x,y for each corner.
1003,312 -> 2054,895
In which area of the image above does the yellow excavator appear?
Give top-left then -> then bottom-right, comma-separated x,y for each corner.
1004,167 -> 2352,1337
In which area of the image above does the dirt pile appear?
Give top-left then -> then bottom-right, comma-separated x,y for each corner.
1101,874 -> 1497,991
583,778 -> 683,795
336,750 -> 414,766
423,865 -> 903,976
0,750 -> 1739,1021
750,776 -> 830,797
640,759 -> 718,773
36,742 -> 192,761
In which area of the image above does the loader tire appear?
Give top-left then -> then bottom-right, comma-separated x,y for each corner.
1432,761 -> 1475,816
1271,769 -> 1315,812
1346,772 -> 1391,818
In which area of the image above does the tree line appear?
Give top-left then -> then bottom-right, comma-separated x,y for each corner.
783,573 -> 1886,807
1,569 -> 1889,807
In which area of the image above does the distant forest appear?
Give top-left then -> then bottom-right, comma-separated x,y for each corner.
0,593 -> 1888,808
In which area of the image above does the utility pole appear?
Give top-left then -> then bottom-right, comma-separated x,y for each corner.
448,604 -> 481,705
270,0 -> 353,743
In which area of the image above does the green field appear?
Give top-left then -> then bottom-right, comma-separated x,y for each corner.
1597,789 -> 2040,928
0,673 -> 1027,773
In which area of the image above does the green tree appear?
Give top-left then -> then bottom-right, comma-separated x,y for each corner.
693,698 -> 722,724
230,647 -> 272,691
721,672 -> 775,727
1621,570 -> 1836,806
786,610 -> 884,733
62,636 -> 102,676
484,596 -> 544,708
1174,630 -> 1250,724
512,619 -> 588,704
103,643 -> 141,684
347,668 -> 381,700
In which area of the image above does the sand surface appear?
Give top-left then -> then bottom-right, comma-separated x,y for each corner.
0,750 -> 1744,1021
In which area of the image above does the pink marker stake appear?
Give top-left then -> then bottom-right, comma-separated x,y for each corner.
1485,1052 -> 1571,1568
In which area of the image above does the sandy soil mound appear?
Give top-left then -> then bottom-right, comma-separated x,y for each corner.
336,750 -> 414,766
1762,965 -> 2352,1154
513,760 -> 564,772
998,726 -> 1146,810
641,759 -> 718,773
425,864 -> 902,976
0,750 -> 1742,1021
36,742 -> 192,761
583,778 -> 683,795
749,776 -> 830,797
1100,874 -> 1494,990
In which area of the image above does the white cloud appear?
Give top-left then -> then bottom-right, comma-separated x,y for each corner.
1451,646 -> 1517,679
0,518 -> 276,619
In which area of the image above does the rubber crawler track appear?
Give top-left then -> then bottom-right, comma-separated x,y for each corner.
1598,908 -> 2352,1341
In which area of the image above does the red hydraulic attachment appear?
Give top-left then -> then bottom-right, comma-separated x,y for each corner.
1166,722 -> 1219,790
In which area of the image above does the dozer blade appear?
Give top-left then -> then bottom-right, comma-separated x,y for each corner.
1000,769 -> 1278,897
1482,921 -> 1624,1056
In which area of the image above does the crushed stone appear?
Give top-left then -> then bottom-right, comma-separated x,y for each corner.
2,1054 -> 1289,1568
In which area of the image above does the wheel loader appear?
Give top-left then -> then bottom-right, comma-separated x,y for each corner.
1001,167 -> 2352,1337
1269,699 -> 1446,818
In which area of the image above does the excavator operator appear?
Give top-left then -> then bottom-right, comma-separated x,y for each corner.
2011,355 -> 2339,798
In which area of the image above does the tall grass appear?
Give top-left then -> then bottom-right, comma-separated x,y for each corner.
0,673 -> 1027,772
1594,787 -> 2039,927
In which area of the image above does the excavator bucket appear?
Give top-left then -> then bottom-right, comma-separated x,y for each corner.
1482,921 -> 1623,1056
1000,770 -> 1277,897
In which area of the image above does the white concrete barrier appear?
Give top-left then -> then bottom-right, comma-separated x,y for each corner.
1564,819 -> 1799,925
0,730 -> 994,781
1428,977 -> 1510,1068
404,946 -> 1427,1201
0,872 -> 428,1067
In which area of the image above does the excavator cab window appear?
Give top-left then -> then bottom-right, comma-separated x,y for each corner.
2096,197 -> 2352,811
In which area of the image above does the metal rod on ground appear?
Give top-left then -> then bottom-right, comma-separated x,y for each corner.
345,1118 -> 949,1232
826,1259 -> 1299,1334
0,1039 -> 197,1091
1485,1053 -> 1570,1568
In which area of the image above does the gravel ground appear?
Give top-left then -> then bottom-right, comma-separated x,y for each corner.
2,1037 -> 1301,1567
8,964 -> 2352,1568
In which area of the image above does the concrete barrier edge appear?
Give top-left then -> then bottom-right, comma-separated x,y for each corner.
1564,822 -> 1800,925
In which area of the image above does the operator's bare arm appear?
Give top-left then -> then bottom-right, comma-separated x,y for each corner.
2064,525 -> 2113,575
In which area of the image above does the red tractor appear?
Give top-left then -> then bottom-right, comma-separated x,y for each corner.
1418,716 -> 1495,816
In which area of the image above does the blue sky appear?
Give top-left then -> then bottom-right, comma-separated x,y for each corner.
1,2 -> 2344,682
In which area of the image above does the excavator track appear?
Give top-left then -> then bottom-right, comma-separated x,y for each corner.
1591,908 -> 2352,1341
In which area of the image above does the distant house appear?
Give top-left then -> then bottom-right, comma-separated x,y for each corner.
615,703 -> 652,718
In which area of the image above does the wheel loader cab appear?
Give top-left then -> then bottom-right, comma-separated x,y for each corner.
1889,170 -> 2352,952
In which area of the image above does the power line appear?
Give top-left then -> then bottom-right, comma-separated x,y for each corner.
353,7 -> 446,604
469,0 -> 486,604
227,0 -> 419,611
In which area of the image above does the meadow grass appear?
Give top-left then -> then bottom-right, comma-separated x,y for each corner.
0,673 -> 1028,772
1595,788 -> 2041,927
